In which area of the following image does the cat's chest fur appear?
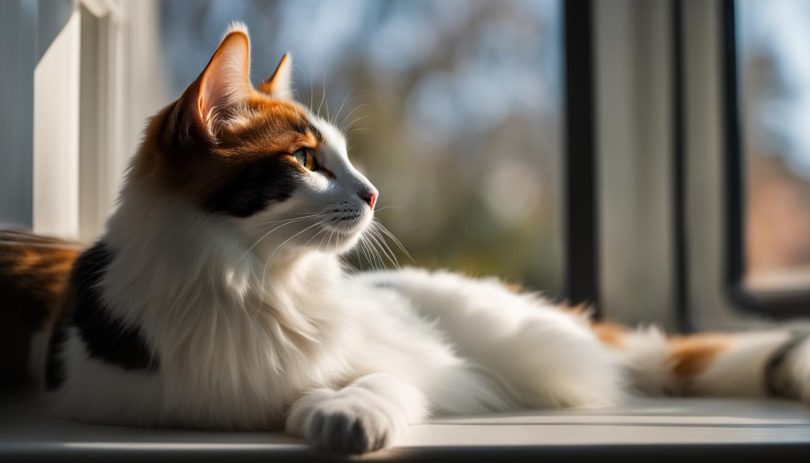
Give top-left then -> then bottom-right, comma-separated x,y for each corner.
56,204 -> 362,428
52,190 -> 456,430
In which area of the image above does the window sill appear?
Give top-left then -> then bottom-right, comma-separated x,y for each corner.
2,395 -> 809,461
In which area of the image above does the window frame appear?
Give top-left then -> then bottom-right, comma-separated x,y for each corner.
31,0 -> 128,240
722,0 -> 810,319
563,0 -> 600,316
78,0 -> 127,241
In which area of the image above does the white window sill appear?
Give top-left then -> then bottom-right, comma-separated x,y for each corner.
2,395 -> 809,461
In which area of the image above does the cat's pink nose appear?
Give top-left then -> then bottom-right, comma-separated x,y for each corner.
360,191 -> 378,209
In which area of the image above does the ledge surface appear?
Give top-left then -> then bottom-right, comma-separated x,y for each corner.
1,395 -> 809,461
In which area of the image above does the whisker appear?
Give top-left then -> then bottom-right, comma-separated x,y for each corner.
353,232 -> 372,270
367,226 -> 399,268
323,79 -> 330,122
364,230 -> 386,270
346,115 -> 370,131
360,233 -> 380,270
374,225 -> 402,268
237,207 -> 331,266
372,205 -> 403,214
308,68 -> 315,111
373,220 -> 414,263
349,233 -> 371,270
316,79 -> 326,118
265,220 -> 325,263
303,227 -> 327,248
236,215 -> 315,266
340,102 -> 369,133
255,207 -> 332,224
259,220 -> 326,296
334,91 -> 355,130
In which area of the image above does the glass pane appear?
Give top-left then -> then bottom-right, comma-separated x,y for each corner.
158,0 -> 563,293
738,0 -> 810,291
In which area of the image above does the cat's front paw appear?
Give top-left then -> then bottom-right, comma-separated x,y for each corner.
304,398 -> 395,454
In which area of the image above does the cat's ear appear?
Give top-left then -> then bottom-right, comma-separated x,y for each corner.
258,53 -> 294,100
170,24 -> 253,142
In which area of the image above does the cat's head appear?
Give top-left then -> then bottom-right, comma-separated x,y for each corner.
133,24 -> 377,256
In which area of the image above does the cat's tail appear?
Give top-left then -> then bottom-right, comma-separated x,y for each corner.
0,229 -> 82,389
598,322 -> 810,403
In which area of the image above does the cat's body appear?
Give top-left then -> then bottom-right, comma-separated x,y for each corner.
2,24 -> 809,454
46,177 -> 620,433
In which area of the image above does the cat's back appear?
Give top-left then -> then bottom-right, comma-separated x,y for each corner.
0,230 -> 80,390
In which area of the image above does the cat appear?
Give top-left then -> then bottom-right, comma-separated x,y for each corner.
1,23 -> 808,455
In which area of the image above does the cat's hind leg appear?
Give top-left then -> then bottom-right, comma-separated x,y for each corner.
357,268 -> 626,409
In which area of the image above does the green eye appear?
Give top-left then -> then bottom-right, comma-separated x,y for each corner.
293,148 -> 316,170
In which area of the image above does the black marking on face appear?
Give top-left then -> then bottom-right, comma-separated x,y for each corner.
203,156 -> 302,218
46,242 -> 159,390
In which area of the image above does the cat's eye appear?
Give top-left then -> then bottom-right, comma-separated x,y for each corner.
292,148 -> 317,171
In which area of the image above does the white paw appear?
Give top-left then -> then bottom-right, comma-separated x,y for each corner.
303,397 -> 396,454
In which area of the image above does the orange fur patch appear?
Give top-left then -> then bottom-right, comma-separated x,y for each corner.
123,29 -> 340,220
503,282 -> 523,294
591,322 -> 628,349
667,333 -> 731,377
0,230 -> 81,330
558,303 -> 593,319
134,95 -> 318,204
131,33 -> 321,209
555,303 -> 628,349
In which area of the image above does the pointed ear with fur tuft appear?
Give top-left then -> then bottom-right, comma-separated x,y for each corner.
169,25 -> 253,143
258,53 -> 294,100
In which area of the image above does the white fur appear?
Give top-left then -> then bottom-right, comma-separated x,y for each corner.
693,332 -> 791,397
789,339 -> 810,403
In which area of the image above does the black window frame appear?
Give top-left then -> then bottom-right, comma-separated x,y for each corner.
723,0 -> 810,319
563,0 -> 600,317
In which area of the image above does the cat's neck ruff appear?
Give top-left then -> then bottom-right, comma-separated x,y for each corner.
102,179 -> 344,328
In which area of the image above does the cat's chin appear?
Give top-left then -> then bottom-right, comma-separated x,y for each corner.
314,226 -> 365,255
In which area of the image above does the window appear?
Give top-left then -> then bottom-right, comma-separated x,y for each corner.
78,1 -> 126,241
30,0 -> 130,241
726,0 -> 810,317
158,0 -> 565,294
6,0 -> 802,327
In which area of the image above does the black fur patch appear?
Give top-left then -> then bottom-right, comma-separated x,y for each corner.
45,317 -> 67,390
764,333 -> 808,398
203,157 -> 300,217
46,242 -> 159,390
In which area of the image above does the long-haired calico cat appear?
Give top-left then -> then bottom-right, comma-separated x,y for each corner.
1,24 -> 808,455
